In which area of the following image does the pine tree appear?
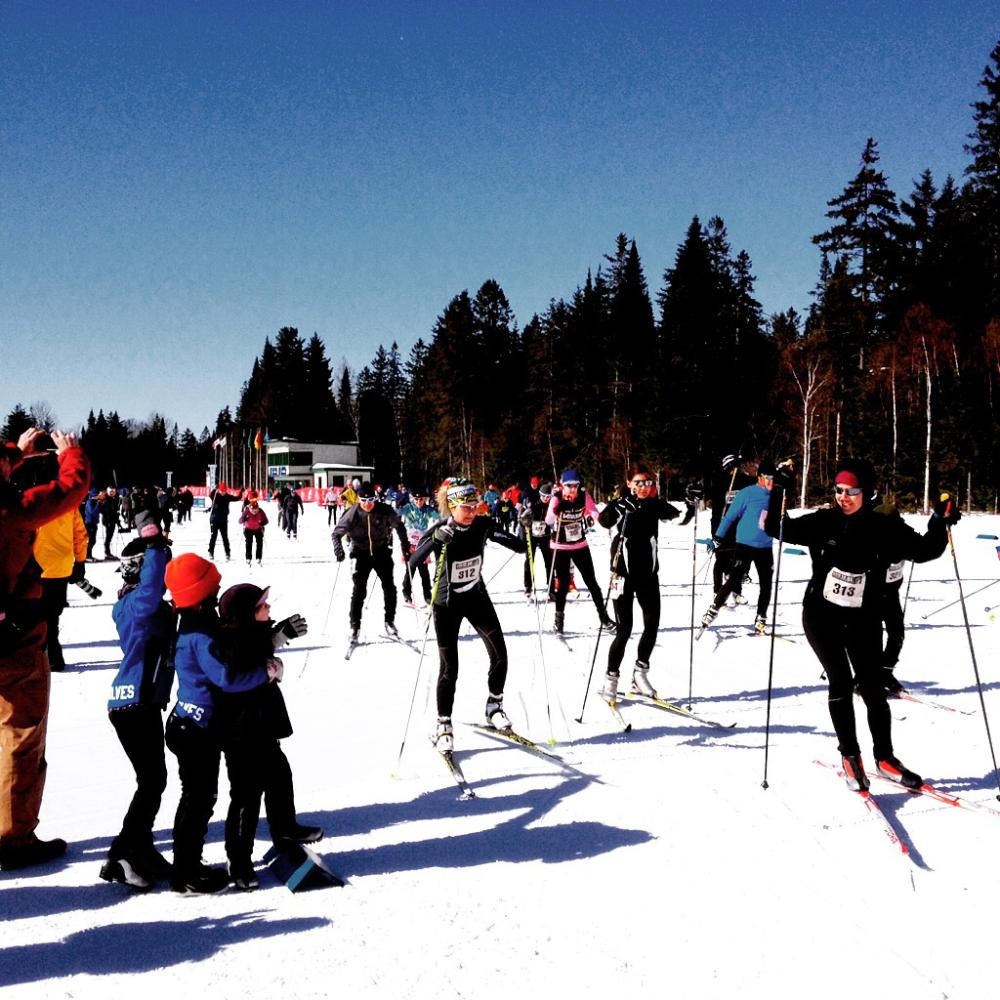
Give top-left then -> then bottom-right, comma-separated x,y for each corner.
812,137 -> 900,355
964,40 -> 1000,315
1,404 -> 32,442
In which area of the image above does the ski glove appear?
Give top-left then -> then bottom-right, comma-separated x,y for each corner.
69,561 -> 86,584
433,520 -> 455,544
266,656 -> 284,683
272,614 -> 308,649
932,495 -> 962,526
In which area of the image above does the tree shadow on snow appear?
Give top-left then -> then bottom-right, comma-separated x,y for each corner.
0,911 -> 330,986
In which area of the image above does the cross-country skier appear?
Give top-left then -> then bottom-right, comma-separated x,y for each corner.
520,480 -> 553,600
332,481 -> 409,642
710,454 -> 755,602
597,463 -> 693,700
765,458 -> 960,792
398,488 -> 439,606
407,478 -> 525,752
546,469 -> 616,635
700,460 -> 777,635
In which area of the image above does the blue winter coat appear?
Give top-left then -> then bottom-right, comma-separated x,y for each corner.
109,546 -> 175,710
83,494 -> 101,527
716,483 -> 773,550
171,608 -> 269,728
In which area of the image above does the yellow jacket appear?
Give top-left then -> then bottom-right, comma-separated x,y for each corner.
341,486 -> 359,508
34,509 -> 88,579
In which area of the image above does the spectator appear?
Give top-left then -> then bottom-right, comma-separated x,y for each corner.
0,428 -> 89,871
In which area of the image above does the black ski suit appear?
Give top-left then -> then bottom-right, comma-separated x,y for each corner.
332,502 -> 409,630
408,516 -> 524,718
599,494 -> 682,675
765,485 -> 949,759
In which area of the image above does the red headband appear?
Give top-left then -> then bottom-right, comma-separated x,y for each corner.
835,471 -> 860,488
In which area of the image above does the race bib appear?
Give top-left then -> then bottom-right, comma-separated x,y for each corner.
823,568 -> 866,608
725,489 -> 737,505
531,521 -> 547,537
563,521 -> 584,542
450,556 -> 482,590
885,561 -> 905,585
610,574 -> 625,599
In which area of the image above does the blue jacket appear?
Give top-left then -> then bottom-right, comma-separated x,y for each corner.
109,546 -> 175,710
83,494 -> 101,527
716,483 -> 773,550
171,608 -> 269,728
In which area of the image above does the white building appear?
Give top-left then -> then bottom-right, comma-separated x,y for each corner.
265,439 -> 373,488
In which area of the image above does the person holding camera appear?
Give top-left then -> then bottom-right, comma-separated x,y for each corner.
764,457 -> 960,793
0,427 -> 89,871
597,464 -> 694,701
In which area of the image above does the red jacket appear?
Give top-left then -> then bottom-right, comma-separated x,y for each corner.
1,446 -> 91,632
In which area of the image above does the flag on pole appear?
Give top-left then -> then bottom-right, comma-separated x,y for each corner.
254,429 -> 262,450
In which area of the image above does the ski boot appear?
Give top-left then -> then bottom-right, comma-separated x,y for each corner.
881,669 -> 905,695
841,753 -> 870,792
630,661 -> 657,698
876,755 -> 922,790
99,857 -> 152,891
272,823 -> 324,845
349,627 -> 360,645
434,717 -> 454,753
599,614 -> 618,634
754,615 -> 767,635
600,672 -> 619,703
170,863 -> 230,895
228,860 -> 260,891
385,621 -> 399,639
553,609 -> 564,634
485,694 -> 512,731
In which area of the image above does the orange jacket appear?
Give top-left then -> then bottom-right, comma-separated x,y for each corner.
34,509 -> 88,579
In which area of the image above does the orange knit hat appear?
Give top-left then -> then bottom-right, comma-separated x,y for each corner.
164,552 -> 222,608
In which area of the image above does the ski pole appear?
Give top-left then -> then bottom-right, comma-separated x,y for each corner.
525,529 -> 555,744
901,560 -> 916,615
761,489 -> 788,791
920,578 -> 1000,619
687,506 -> 698,708
575,516 -> 626,724
300,560 -> 343,677
393,543 -> 448,773
484,547 -> 520,587
539,511 -> 563,630
941,495 -> 1000,799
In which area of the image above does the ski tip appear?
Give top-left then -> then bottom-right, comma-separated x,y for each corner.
546,738 -> 557,746
624,723 -> 632,733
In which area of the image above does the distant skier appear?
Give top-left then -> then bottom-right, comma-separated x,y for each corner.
546,469 -> 616,635
700,460 -> 777,636
332,482 -> 409,642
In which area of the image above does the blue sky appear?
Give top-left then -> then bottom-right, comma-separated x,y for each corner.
2,1 -> 997,434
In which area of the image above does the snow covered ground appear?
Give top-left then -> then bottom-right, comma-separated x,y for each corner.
3,502 -> 1000,999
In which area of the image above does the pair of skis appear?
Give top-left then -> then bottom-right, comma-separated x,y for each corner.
436,724 -> 582,799
816,759 -> 1000,857
612,690 -> 735,730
